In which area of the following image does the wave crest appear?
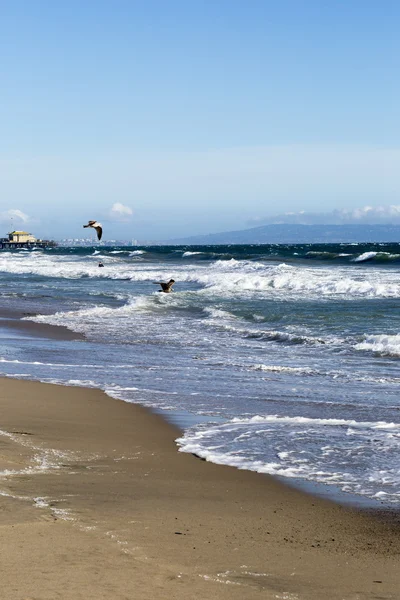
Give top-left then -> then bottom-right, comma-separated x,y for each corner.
355,334 -> 400,357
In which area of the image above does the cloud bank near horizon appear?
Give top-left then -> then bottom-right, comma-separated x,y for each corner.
249,205 -> 400,226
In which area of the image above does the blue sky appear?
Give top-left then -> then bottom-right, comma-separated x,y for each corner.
1,1 -> 399,240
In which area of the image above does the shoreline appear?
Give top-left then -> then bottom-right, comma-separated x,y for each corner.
160,407 -> 393,511
0,306 -> 396,512
0,306 -> 85,341
0,376 -> 399,599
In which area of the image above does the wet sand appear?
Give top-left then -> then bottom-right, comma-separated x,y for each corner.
0,377 -> 399,600
0,307 -> 84,340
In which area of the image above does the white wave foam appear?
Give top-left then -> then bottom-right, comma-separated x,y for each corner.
177,414 -> 400,502
353,252 -> 377,262
203,307 -> 238,320
65,379 -> 98,387
182,251 -> 203,257
0,428 -> 81,478
24,294 -> 332,346
229,414 -> 400,430
129,250 -> 145,255
352,251 -> 400,262
251,364 -> 317,375
1,252 -> 399,298
23,294 -> 177,339
355,334 -> 400,357
33,497 -> 75,521
0,357 -> 140,370
194,261 -> 400,298
177,439 -> 327,481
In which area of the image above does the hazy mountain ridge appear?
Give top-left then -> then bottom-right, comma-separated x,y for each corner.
166,224 -> 400,245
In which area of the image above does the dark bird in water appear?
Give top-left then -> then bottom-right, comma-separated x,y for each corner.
98,262 -> 104,267
83,220 -> 103,241
153,279 -> 175,293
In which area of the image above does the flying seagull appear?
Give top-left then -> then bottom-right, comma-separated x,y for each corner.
83,220 -> 102,241
153,279 -> 175,293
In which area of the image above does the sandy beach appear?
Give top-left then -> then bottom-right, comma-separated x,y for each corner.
0,376 -> 399,600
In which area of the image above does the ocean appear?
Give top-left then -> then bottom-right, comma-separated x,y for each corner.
0,243 -> 399,505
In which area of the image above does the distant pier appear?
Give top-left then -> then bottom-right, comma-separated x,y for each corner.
0,230 -> 57,250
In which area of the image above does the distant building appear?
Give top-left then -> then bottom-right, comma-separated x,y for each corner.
8,230 -> 37,243
0,230 -> 56,249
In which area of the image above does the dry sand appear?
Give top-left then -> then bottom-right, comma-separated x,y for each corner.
0,377 -> 399,600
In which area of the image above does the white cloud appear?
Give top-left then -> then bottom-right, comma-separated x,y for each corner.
109,202 -> 133,221
340,205 -> 400,221
0,208 -> 30,224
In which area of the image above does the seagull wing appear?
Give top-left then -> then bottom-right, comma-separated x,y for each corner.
94,225 -> 102,241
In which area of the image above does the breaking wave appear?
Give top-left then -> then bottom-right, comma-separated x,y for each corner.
355,334 -> 400,357
0,252 -> 399,299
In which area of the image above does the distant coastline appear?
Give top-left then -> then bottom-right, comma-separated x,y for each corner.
165,223 -> 400,245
